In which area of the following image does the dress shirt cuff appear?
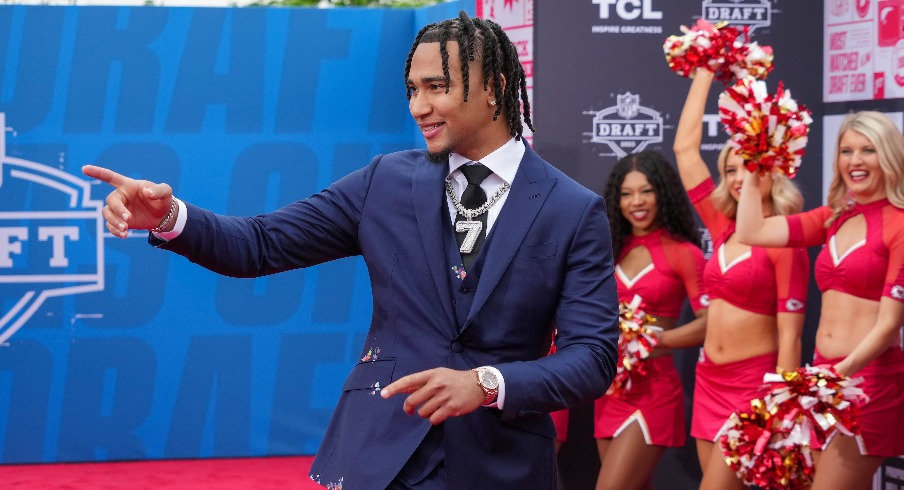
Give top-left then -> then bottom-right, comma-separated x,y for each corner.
151,198 -> 187,241
481,365 -> 505,409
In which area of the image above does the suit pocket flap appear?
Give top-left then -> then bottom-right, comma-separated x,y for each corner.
342,359 -> 397,392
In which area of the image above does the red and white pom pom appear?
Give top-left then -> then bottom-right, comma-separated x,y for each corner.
718,77 -> 812,177
762,365 -> 868,440
718,400 -> 815,490
606,295 -> 660,397
722,38 -> 774,82
664,19 -> 739,78
665,20 -> 773,83
718,366 -> 868,489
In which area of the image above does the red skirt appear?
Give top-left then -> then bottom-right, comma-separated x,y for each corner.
594,356 -> 686,447
691,350 -> 777,441
812,346 -> 904,457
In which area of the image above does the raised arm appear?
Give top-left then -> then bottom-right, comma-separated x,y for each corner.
82,164 -> 176,237
735,170 -> 790,247
673,68 -> 717,190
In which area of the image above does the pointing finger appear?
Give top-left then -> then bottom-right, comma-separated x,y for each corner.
83,165 -> 129,188
381,371 -> 428,399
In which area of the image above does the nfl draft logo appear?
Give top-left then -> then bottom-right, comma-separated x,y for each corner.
702,0 -> 772,32
583,92 -> 663,158
0,113 -> 104,344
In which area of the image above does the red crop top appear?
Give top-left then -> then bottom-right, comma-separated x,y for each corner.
688,178 -> 809,315
786,199 -> 904,303
615,229 -> 706,318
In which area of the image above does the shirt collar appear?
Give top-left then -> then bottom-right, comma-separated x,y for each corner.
447,138 -> 524,184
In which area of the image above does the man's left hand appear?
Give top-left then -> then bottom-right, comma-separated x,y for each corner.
381,368 -> 484,425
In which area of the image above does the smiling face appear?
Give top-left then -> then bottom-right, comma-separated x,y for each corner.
406,41 -> 508,162
619,170 -> 660,236
838,129 -> 886,203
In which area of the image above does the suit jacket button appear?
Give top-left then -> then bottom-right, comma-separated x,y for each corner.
450,341 -> 464,353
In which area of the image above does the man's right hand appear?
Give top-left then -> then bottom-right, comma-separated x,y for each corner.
82,165 -> 175,238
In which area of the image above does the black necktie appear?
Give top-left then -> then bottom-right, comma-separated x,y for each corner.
456,163 -> 493,270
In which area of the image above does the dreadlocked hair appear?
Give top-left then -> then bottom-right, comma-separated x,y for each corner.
604,151 -> 701,260
404,10 -> 534,140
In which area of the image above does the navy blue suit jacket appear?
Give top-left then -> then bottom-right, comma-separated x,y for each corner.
157,142 -> 619,489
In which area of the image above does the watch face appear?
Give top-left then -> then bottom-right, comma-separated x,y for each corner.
479,369 -> 499,389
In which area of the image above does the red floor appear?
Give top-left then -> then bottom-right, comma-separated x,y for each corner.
0,456 -> 321,489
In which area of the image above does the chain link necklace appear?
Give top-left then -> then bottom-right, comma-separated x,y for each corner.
445,177 -> 511,253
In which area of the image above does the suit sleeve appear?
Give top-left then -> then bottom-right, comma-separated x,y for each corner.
496,194 -> 619,419
154,155 -> 380,277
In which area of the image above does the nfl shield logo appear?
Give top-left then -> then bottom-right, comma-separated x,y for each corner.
616,93 -> 640,119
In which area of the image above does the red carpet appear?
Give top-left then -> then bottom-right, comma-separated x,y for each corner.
0,456 -> 322,489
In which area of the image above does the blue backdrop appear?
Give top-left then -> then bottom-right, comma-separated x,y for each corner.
0,1 -> 471,464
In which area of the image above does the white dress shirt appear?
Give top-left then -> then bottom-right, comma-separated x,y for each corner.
446,137 -> 525,409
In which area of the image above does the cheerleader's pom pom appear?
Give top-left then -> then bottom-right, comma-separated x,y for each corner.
606,295 -> 660,397
722,39 -> 774,81
718,77 -> 812,178
664,19 -> 740,78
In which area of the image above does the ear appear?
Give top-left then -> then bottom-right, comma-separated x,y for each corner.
486,74 -> 506,106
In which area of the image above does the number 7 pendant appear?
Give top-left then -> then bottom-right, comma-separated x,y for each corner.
456,220 -> 482,254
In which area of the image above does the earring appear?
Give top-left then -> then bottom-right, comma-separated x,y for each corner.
489,100 -> 497,106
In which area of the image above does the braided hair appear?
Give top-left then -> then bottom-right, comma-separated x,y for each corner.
404,10 -> 534,140
603,151 -> 701,260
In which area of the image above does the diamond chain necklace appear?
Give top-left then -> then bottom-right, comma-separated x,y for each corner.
445,177 -> 511,219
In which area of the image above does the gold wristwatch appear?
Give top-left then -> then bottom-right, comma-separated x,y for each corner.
472,367 -> 499,405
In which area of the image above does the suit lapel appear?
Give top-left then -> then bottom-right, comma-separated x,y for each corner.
413,157 -> 457,329
464,146 -> 556,327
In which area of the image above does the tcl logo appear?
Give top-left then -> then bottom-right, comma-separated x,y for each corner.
592,0 -> 663,20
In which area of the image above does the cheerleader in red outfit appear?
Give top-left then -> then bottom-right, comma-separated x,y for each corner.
737,111 -> 904,490
594,151 -> 708,490
673,68 -> 810,490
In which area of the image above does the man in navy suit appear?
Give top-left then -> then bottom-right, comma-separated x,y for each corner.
84,11 -> 618,489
